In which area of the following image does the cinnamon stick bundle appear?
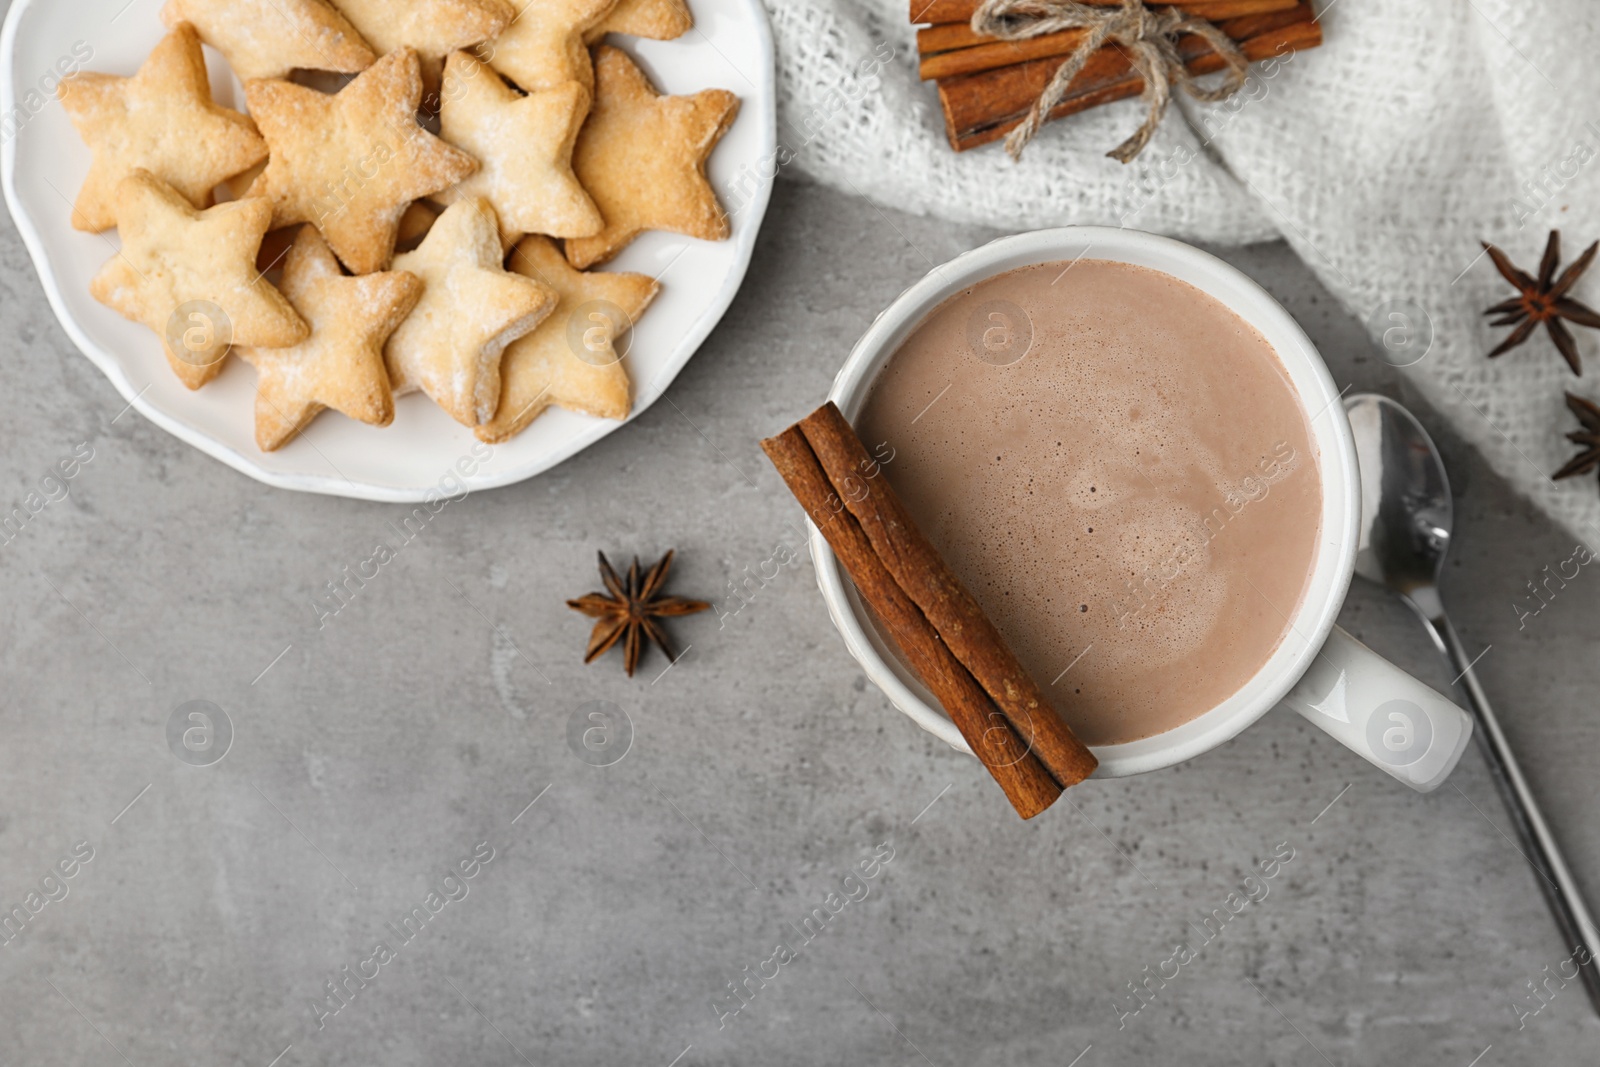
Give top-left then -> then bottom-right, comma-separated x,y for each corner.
917,0 -> 1299,80
939,3 -> 1319,151
761,403 -> 1097,818
913,0 -> 1218,21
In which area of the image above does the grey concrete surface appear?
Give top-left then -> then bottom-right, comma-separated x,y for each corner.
3,172 -> 1598,1066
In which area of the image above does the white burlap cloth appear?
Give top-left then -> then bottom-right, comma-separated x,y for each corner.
760,0 -> 1600,542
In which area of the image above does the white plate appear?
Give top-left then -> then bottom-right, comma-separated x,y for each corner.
1,0 -> 775,501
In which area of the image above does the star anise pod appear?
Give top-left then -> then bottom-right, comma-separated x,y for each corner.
1482,230 -> 1600,375
567,550 -> 709,676
1554,392 -> 1600,486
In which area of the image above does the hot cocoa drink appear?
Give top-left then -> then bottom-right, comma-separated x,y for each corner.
855,259 -> 1322,746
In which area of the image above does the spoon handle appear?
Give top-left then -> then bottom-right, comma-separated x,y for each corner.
1429,610 -> 1600,1015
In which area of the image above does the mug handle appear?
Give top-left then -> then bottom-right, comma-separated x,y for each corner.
1280,625 -> 1473,792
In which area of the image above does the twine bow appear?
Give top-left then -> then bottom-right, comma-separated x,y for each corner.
971,0 -> 1250,162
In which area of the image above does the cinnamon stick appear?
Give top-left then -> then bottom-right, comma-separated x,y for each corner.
796,403 -> 1099,790
917,0 -> 1300,80
761,425 -> 1063,819
940,6 -> 1318,151
922,28 -> 1093,82
917,22 -> 999,56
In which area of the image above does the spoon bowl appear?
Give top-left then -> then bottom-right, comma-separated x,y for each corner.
1347,394 -> 1453,608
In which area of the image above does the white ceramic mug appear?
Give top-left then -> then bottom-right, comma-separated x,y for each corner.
813,227 -> 1474,791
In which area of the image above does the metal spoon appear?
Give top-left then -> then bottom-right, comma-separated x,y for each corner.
1346,392 -> 1600,1015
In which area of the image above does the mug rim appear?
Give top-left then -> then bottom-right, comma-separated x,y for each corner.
812,226 -> 1360,778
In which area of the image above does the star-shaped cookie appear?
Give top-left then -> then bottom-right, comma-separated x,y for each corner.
162,0 -> 376,80
237,227 -> 423,451
57,23 -> 268,233
245,47 -> 479,275
385,198 -> 557,427
331,0 -> 512,88
483,0 -> 617,92
565,45 -> 738,269
478,235 -> 657,443
90,170 -> 307,389
587,0 -> 692,42
435,51 -> 601,243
